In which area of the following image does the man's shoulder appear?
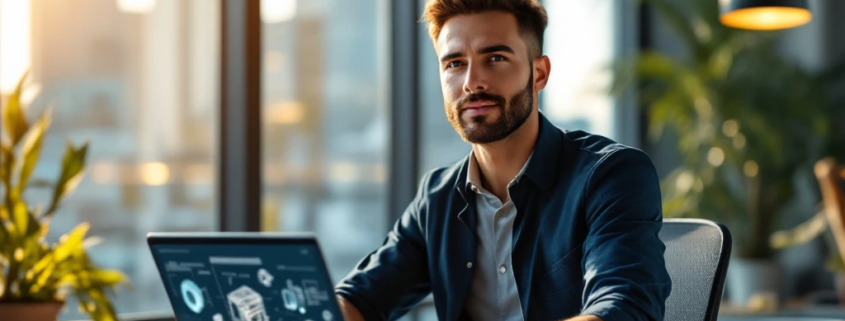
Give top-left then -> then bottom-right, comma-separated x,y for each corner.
562,129 -> 634,157
560,129 -> 652,169
416,155 -> 469,195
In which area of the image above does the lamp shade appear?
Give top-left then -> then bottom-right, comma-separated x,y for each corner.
719,0 -> 812,30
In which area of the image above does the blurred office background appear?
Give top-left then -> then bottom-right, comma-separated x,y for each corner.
1,0 -> 844,320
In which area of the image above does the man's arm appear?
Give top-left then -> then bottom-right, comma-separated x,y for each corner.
334,171 -> 437,321
578,148 -> 672,321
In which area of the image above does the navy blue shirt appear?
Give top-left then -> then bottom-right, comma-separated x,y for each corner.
336,113 -> 671,321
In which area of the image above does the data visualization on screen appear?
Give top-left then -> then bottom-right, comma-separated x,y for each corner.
151,243 -> 341,321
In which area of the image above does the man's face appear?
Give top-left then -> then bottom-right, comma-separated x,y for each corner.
436,11 -> 535,144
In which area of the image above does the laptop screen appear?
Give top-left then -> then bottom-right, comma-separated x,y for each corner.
150,241 -> 343,321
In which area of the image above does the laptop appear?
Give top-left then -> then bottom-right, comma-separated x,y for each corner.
147,232 -> 346,321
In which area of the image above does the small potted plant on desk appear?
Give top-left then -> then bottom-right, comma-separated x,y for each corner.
0,73 -> 127,321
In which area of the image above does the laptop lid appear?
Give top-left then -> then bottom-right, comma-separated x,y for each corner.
147,232 -> 345,321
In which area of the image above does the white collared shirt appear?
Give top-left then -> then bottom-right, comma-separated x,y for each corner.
465,151 -> 532,321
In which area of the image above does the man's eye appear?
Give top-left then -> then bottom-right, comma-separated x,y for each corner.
446,61 -> 463,69
489,55 -> 507,62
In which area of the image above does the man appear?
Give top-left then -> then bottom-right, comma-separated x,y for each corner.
335,0 -> 671,320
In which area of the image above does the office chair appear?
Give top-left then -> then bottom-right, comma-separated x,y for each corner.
660,218 -> 732,321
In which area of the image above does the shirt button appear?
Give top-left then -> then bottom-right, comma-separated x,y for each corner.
467,262 -> 473,269
499,265 -> 507,274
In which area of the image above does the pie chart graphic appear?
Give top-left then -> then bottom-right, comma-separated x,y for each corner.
180,279 -> 205,314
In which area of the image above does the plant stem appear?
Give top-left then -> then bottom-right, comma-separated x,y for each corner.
1,155 -> 14,299
3,258 -> 18,299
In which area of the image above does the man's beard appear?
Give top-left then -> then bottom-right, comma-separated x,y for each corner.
445,71 -> 534,144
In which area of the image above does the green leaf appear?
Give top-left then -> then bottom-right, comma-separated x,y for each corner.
2,71 -> 31,146
45,143 -> 88,218
61,143 -> 88,194
17,109 -> 52,192
36,215 -> 51,238
54,222 -> 90,262
609,59 -> 636,98
19,215 -> 44,271
647,89 -> 689,140
0,209 -> 13,260
709,42 -> 737,80
31,251 -> 55,275
85,287 -> 119,321
31,260 -> 57,294
637,51 -> 682,80
88,270 -> 126,287
0,144 -> 14,190
30,261 -> 53,289
0,220 -> 8,243
11,201 -> 29,239
0,199 -> 7,222
30,261 -> 56,293
0,208 -> 9,258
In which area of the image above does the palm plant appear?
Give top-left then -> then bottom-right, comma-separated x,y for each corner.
612,0 -> 845,258
0,72 -> 127,320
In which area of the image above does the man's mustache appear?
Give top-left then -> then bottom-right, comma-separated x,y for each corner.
455,92 -> 506,111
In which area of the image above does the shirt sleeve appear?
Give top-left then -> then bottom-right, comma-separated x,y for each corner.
334,171 -> 434,321
579,148 -> 672,321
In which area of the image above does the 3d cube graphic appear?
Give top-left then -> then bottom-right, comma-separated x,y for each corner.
227,286 -> 269,321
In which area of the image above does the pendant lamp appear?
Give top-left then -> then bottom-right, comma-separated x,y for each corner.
720,0 -> 812,30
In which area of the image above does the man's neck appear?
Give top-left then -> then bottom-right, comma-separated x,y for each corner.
473,111 -> 539,202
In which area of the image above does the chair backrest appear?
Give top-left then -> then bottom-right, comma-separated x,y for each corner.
815,158 -> 845,267
660,218 -> 732,321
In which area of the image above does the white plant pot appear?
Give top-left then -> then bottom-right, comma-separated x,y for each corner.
726,258 -> 781,307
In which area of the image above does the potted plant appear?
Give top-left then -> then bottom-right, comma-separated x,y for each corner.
0,72 -> 127,321
612,0 -> 845,307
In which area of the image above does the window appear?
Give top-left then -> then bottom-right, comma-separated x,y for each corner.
542,0 -> 637,144
260,0 -> 390,282
0,0 -> 219,319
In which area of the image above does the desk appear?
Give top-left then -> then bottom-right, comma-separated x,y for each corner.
719,316 -> 845,321
719,306 -> 845,321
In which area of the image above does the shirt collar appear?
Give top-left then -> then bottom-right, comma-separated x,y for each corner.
465,151 -> 533,194
522,112 -> 563,191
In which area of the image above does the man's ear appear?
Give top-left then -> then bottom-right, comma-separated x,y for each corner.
533,55 -> 551,93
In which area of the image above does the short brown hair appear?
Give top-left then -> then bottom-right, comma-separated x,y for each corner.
421,0 -> 548,58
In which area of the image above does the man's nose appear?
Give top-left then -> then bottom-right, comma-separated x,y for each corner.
463,64 -> 488,94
